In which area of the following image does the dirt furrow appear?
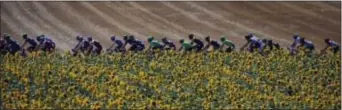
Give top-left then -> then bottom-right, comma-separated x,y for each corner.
17,2 -> 70,50
32,2 -> 80,50
284,2 -> 340,25
196,2 -> 292,46
307,2 -> 341,14
123,2 -> 182,40
184,2 -> 241,38
170,2 -> 242,39
104,2 -> 178,40
0,1 -> 340,50
1,13 -> 25,40
81,2 -> 145,40
2,3 -> 41,36
212,2 -> 336,48
280,2 -> 340,36
250,2 -> 327,46
136,2 -> 209,39
42,2 -> 113,47
0,17 -> 17,37
129,2 -> 204,39
162,2 -> 227,39
1,3 -> 48,45
186,2 -> 293,45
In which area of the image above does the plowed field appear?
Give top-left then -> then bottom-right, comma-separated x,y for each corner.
1,1 -> 340,51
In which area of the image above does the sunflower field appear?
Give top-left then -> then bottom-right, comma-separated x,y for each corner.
0,49 -> 340,109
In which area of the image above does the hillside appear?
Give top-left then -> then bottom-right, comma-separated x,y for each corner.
1,1 -> 341,52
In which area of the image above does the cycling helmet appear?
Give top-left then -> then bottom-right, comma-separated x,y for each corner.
274,43 -> 280,49
162,37 -> 167,42
262,39 -> 267,43
220,36 -> 226,42
245,33 -> 253,40
36,36 -> 43,41
23,34 -> 28,39
293,35 -> 299,39
324,38 -> 330,44
189,34 -> 194,39
4,35 -> 10,40
111,36 -> 116,41
88,37 -> 93,41
123,35 -> 128,41
76,36 -> 83,41
129,35 -> 134,40
205,36 -> 210,42
180,39 -> 184,43
147,36 -> 154,43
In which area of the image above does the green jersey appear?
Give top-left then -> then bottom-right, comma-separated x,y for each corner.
182,41 -> 192,50
223,40 -> 235,48
150,40 -> 162,47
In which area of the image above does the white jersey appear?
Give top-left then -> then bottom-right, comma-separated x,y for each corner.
291,37 -> 301,48
250,36 -> 259,44
257,40 -> 266,52
328,40 -> 340,47
303,40 -> 314,49
294,37 -> 301,44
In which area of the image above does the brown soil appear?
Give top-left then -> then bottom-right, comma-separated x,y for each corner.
1,1 -> 340,52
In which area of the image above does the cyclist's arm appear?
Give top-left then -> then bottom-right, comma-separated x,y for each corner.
203,44 -> 210,51
259,45 -> 265,56
232,43 -> 235,49
172,45 -> 176,50
21,41 -> 27,49
178,45 -> 183,52
220,43 -> 225,51
290,41 -> 296,48
147,43 -> 152,51
123,41 -> 129,48
109,43 -> 116,50
240,42 -> 249,50
321,45 -> 330,53
36,41 -> 44,50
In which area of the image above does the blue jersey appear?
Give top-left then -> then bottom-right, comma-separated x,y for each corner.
164,40 -> 176,48
209,40 -> 220,48
192,39 -> 204,46
93,41 -> 102,48
25,38 -> 38,46
39,37 -> 53,45
135,40 -> 144,45
6,39 -> 20,49
39,39 -> 44,44
115,40 -> 124,47
249,36 -> 259,44
83,40 -> 91,48
0,40 -> 5,49
77,37 -> 84,42
135,40 -> 145,49
126,39 -> 135,45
